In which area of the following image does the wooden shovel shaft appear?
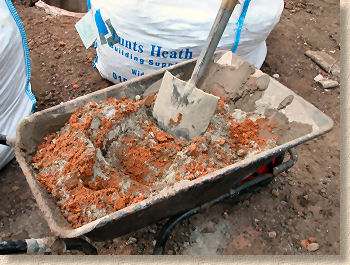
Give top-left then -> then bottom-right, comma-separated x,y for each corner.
221,0 -> 238,11
185,0 -> 238,95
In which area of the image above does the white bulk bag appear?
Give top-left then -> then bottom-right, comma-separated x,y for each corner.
231,0 -> 284,68
89,0 -> 284,84
0,0 -> 36,170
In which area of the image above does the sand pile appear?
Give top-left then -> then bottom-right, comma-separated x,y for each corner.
32,94 -> 277,228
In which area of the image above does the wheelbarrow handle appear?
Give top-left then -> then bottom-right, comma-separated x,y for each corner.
0,237 -> 97,255
0,133 -> 15,147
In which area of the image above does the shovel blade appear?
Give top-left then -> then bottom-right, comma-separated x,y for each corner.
152,71 -> 219,141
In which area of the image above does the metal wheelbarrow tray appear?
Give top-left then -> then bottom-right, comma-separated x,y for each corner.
13,50 -> 333,242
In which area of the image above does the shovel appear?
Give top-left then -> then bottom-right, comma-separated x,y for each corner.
152,0 -> 238,141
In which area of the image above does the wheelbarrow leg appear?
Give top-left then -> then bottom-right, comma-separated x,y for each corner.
64,238 -> 98,255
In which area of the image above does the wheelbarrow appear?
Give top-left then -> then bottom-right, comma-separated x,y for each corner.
0,50 -> 333,255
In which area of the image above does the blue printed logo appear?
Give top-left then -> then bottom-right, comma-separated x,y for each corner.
94,9 -> 119,47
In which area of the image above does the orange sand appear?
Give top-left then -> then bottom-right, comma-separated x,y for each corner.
32,95 -> 277,228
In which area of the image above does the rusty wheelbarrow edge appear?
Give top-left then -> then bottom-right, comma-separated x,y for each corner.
14,50 -> 334,239
15,126 -> 333,239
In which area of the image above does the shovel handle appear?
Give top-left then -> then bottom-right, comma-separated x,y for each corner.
185,0 -> 238,95
221,0 -> 238,11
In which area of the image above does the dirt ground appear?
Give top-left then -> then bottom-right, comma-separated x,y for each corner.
0,0 -> 340,255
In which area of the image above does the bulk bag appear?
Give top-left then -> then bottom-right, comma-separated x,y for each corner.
0,0 -> 36,170
89,0 -> 284,84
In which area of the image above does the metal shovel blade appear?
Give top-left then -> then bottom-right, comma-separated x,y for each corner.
152,70 -> 219,141
152,0 -> 237,141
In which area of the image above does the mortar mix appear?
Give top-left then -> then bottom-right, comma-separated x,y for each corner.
31,64 -> 282,228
